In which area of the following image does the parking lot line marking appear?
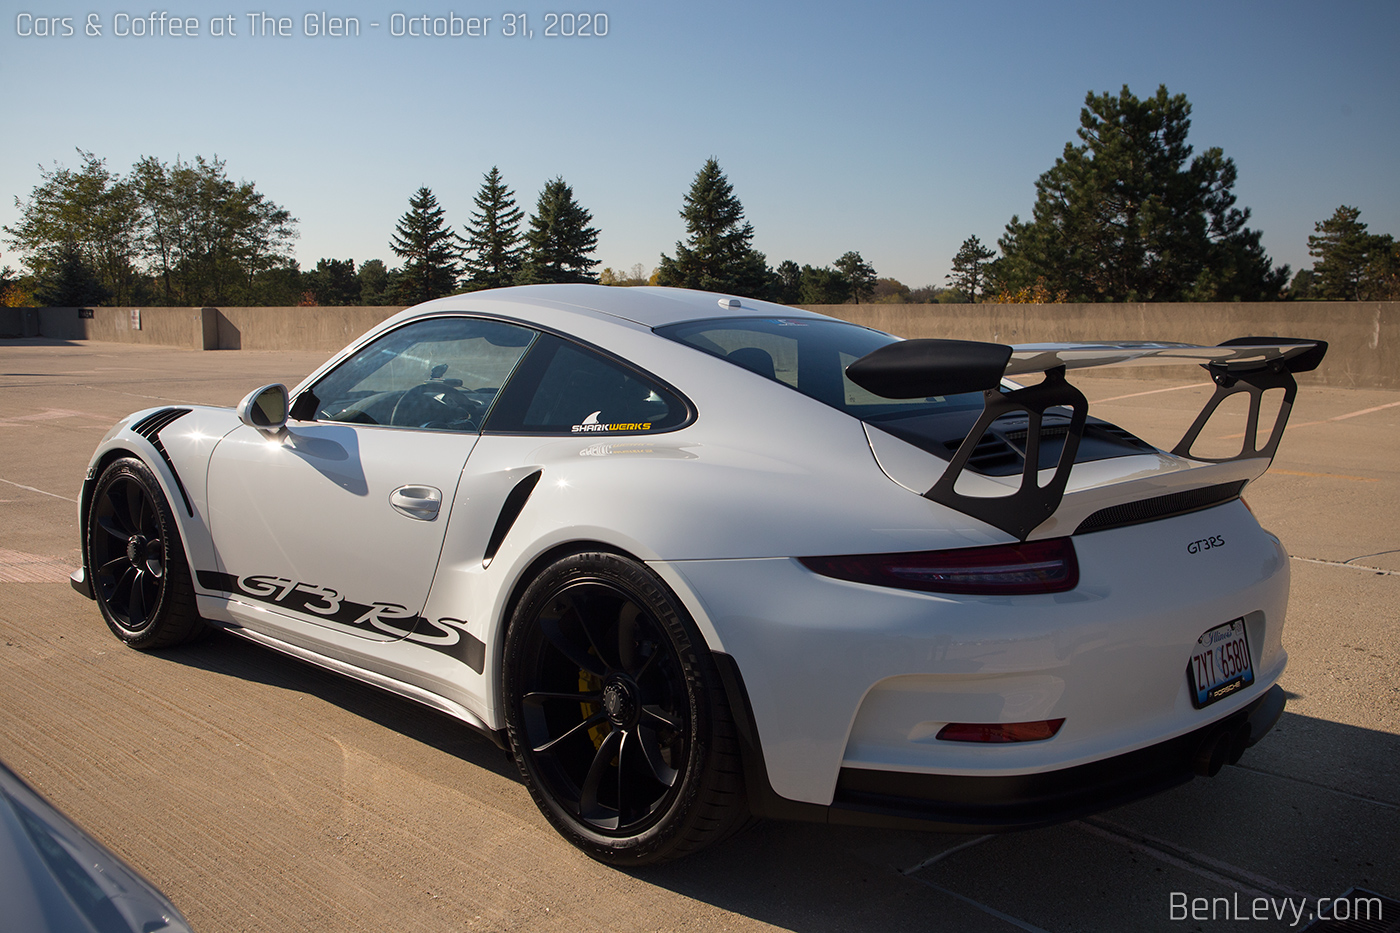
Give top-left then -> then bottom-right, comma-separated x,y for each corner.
900,834 -> 995,874
1089,382 -> 1212,404
1077,819 -> 1312,902
1290,555 -> 1400,577
1328,399 -> 1400,421
903,874 -> 1053,933
1270,469 -> 1379,482
1231,764 -> 1399,810
0,477 -> 77,503
1248,399 -> 1400,435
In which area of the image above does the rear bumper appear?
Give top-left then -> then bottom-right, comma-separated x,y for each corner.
719,649 -> 1285,832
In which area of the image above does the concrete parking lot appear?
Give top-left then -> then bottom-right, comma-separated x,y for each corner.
1,337 -> 1396,933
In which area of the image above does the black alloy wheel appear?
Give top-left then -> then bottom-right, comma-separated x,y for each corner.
88,458 -> 204,649
503,552 -> 747,865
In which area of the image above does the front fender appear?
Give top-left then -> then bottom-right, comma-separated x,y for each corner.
79,406 -> 242,590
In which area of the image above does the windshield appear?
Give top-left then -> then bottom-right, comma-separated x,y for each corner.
654,317 -> 987,425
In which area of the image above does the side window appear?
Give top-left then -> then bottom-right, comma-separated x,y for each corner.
485,335 -> 689,435
296,317 -> 536,432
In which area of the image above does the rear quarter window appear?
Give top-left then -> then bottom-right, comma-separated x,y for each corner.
484,334 -> 690,435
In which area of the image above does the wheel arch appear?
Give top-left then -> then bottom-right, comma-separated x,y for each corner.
490,538 -> 640,710
80,443 -> 203,589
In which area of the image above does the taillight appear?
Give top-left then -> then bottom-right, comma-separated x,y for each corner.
798,537 -> 1078,595
936,719 -> 1065,743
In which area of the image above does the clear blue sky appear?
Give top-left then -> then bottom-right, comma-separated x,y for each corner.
3,0 -> 1397,289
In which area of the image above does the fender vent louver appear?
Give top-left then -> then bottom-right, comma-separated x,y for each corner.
1074,481 -> 1247,535
483,471 -> 543,566
131,408 -> 194,517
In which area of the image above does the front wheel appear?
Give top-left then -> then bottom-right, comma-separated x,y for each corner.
87,457 -> 206,649
502,551 -> 748,865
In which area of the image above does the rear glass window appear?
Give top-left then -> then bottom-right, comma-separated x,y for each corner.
655,317 -> 987,427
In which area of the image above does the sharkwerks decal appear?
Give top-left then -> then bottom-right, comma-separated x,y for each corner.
196,570 -> 485,673
571,410 -> 653,434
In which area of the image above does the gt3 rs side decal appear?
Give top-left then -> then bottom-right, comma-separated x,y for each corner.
196,570 -> 486,673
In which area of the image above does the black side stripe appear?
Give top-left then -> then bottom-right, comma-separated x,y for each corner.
483,470 -> 542,565
131,408 -> 194,517
195,570 -> 487,673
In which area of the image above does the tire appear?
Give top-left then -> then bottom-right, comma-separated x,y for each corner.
87,457 -> 206,649
502,551 -> 748,865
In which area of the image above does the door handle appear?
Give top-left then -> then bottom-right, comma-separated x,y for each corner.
389,485 -> 442,521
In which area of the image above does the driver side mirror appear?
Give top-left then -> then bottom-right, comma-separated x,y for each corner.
237,383 -> 289,438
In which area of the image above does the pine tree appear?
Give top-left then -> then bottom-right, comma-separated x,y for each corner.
655,158 -> 771,298
946,236 -> 997,302
461,166 -> 524,290
798,265 -> 851,304
997,85 -> 1286,301
390,187 -> 462,303
834,251 -> 877,303
515,178 -> 600,284
1305,206 -> 1396,300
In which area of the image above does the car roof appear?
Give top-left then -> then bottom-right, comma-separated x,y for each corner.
388,284 -> 833,331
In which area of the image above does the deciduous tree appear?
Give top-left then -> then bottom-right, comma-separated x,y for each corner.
129,154 -> 297,305
4,150 -> 142,305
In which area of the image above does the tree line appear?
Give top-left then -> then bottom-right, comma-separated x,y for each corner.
4,89 -> 1397,308
944,86 -> 1398,304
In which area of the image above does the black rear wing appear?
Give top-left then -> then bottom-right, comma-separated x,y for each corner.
846,337 -> 1327,540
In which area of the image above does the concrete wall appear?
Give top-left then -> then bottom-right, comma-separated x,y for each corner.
2,306 -> 405,353
211,306 -> 405,351
5,301 -> 1395,388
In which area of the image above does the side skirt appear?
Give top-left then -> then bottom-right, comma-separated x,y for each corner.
205,612 -> 509,750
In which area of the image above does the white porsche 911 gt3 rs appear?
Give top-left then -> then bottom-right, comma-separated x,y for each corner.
71,285 -> 1325,865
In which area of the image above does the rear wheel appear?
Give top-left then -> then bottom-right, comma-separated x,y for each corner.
502,551 -> 747,865
88,457 -> 206,649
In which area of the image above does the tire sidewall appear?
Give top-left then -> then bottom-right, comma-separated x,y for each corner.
89,457 -> 182,647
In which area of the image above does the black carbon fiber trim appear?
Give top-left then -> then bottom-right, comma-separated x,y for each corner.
131,408 -> 194,516
1074,480 -> 1248,535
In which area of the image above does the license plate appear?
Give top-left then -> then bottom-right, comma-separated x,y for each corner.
1188,618 -> 1254,709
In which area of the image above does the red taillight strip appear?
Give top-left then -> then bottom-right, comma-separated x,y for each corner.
798,537 -> 1078,595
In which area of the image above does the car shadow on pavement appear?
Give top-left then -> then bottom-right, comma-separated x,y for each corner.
151,630 -> 1400,933
158,627 -> 521,783
628,712 -> 1400,933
